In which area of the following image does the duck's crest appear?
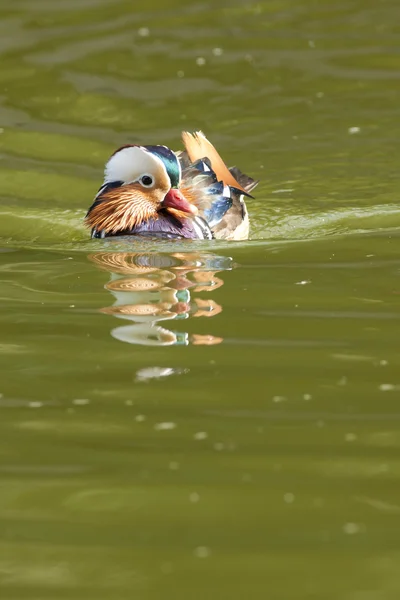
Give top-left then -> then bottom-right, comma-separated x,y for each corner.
144,145 -> 181,188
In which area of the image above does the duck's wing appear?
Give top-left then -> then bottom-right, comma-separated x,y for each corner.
178,131 -> 258,240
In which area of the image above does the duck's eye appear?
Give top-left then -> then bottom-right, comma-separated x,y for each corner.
139,174 -> 154,188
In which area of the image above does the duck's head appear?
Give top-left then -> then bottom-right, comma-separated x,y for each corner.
85,144 -> 197,238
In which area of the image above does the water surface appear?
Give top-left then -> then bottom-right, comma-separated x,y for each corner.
1,1 -> 400,598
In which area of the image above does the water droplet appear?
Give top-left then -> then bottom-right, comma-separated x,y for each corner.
348,126 -> 360,134
284,493 -> 295,504
345,433 -> 357,442
189,492 -> 200,503
72,398 -> 90,406
135,414 -> 146,422
29,401 -> 43,408
154,422 -> 176,431
138,27 -> 150,37
212,47 -> 223,56
194,431 -> 208,440
194,546 -> 210,558
343,522 -> 360,535
196,57 -> 206,66
379,383 -> 399,391
213,442 -> 224,451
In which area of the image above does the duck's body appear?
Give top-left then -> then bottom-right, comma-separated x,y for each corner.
85,132 -> 258,241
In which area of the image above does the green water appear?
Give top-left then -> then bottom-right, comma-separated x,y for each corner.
1,1 -> 400,598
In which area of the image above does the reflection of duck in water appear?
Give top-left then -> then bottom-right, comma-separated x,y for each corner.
85,131 -> 258,241
89,252 -> 234,346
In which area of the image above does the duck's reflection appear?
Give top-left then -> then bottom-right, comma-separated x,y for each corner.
88,251 -> 234,346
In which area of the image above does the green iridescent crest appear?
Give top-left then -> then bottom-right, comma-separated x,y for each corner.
144,145 -> 181,188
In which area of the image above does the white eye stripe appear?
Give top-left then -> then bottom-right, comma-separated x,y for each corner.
104,146 -> 170,188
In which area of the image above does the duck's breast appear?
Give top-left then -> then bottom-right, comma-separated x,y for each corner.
131,212 -> 212,240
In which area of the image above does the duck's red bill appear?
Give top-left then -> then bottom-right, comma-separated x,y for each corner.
162,189 -> 198,216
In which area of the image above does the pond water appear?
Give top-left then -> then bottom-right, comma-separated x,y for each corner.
1,1 -> 400,598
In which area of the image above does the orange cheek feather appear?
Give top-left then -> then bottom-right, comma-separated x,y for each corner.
86,188 -> 160,234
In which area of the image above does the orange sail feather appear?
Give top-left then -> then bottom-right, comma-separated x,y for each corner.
181,131 -> 247,194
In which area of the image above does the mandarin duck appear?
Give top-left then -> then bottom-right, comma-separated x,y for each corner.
85,131 -> 258,241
